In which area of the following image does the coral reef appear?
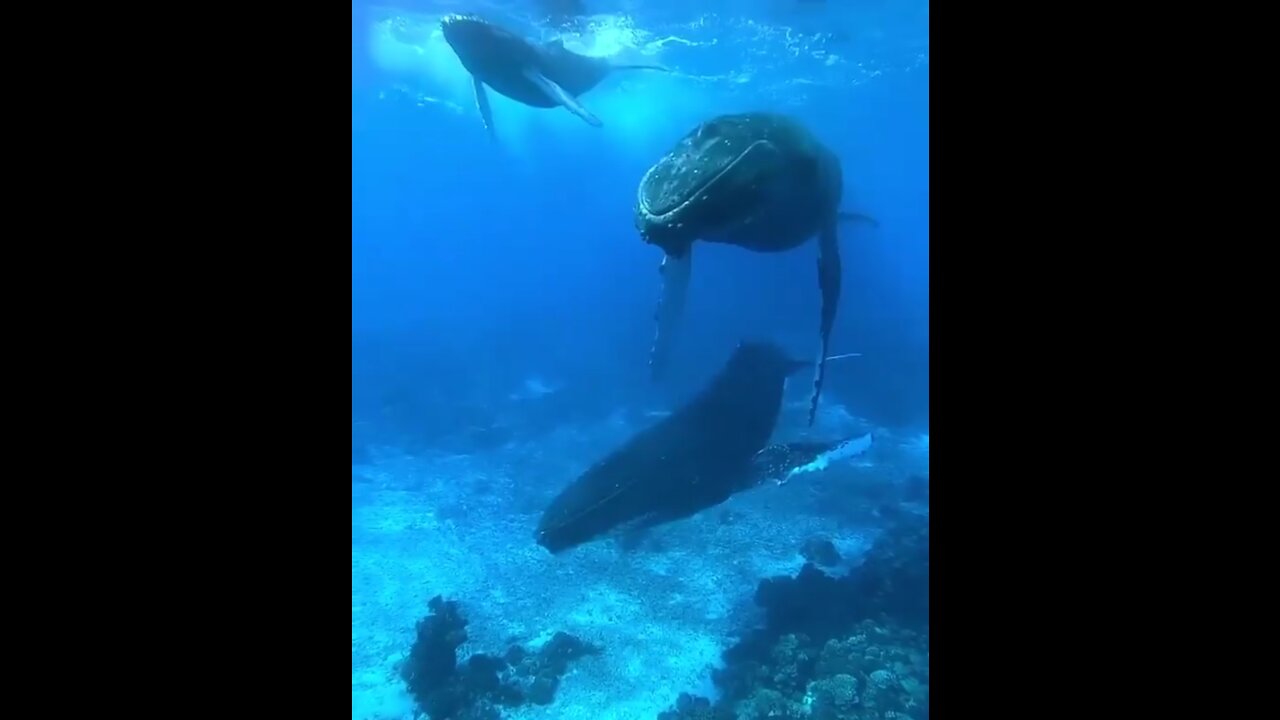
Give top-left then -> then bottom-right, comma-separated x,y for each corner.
501,631 -> 602,705
400,595 -> 601,720
400,596 -> 489,720
852,510 -> 929,628
712,618 -> 928,720
656,692 -> 732,720
755,564 -> 860,640
738,687 -> 808,719
660,510 -> 929,720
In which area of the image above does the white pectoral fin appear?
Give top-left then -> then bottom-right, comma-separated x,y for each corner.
783,433 -> 874,483
522,67 -> 603,127
472,77 -> 495,139
649,249 -> 692,380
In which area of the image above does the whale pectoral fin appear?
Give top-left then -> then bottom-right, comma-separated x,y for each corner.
611,63 -> 672,73
649,249 -> 693,380
809,220 -> 842,426
472,77 -> 496,139
522,67 -> 603,127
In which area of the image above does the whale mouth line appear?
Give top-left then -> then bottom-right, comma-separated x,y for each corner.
639,140 -> 771,222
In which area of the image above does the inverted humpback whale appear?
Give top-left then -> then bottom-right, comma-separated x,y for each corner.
535,341 -> 807,553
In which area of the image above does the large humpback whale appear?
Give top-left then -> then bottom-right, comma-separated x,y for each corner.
535,340 -> 809,554
634,112 -> 879,426
439,14 -> 667,136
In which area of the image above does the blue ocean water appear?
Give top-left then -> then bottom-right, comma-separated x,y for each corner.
353,1 -> 928,718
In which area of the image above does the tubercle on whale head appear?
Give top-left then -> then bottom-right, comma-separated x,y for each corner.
440,13 -> 475,27
636,210 -> 698,259
636,220 -> 693,259
440,13 -> 485,27
439,14 -> 494,49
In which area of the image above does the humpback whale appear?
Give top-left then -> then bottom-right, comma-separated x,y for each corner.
633,112 -> 878,426
535,341 -> 807,554
439,14 -> 667,136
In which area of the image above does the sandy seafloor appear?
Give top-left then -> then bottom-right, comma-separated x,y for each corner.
352,400 -> 929,720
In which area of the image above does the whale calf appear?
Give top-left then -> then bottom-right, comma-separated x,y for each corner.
439,14 -> 667,136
